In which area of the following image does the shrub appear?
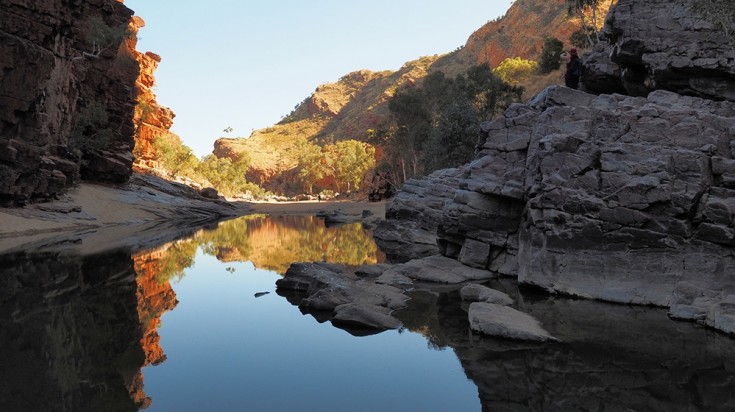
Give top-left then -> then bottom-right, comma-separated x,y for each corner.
538,37 -> 564,74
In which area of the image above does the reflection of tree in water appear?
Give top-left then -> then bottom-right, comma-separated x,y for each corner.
148,214 -> 384,278
203,215 -> 384,273
145,240 -> 199,284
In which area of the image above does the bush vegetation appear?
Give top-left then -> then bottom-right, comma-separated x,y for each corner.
378,64 -> 522,186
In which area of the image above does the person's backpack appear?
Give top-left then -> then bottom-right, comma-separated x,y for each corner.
572,60 -> 584,77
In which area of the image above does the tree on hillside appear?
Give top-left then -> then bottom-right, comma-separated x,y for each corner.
324,140 -> 376,193
384,64 -> 522,184
493,57 -> 539,85
566,0 -> 602,47
297,142 -> 327,194
153,135 -> 198,177
196,154 -> 251,196
538,37 -> 564,73
387,87 -> 432,181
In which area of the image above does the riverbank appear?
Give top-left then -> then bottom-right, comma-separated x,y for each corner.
0,173 -> 387,254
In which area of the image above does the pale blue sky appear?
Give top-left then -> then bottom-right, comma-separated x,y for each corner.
124,1 -> 514,156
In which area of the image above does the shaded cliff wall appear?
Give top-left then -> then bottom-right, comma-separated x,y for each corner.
0,0 -> 139,206
376,0 -> 735,335
583,0 -> 735,101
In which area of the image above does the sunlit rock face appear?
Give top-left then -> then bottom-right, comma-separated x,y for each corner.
583,0 -> 735,101
130,16 -> 180,171
0,251 -> 148,411
0,0 -> 139,205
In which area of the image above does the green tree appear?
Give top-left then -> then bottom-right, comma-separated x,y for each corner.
196,154 -> 251,196
70,101 -> 113,153
297,142 -> 327,194
153,135 -> 197,177
566,0 -> 601,47
493,57 -> 539,85
387,86 -> 432,181
384,64 -> 522,183
422,103 -> 478,171
322,140 -> 376,193
538,37 -> 564,74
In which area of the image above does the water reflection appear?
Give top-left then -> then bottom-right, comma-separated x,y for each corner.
0,251 -> 148,411
0,214 -> 386,411
3,215 -> 735,411
395,280 -> 735,411
153,215 -> 384,281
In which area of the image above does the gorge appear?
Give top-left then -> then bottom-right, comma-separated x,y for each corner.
1,0 -> 734,410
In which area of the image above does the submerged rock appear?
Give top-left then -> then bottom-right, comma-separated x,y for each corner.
468,302 -> 558,342
380,255 -> 497,285
333,303 -> 402,331
460,284 -> 514,306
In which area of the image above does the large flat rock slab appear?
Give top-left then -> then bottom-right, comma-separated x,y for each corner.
469,302 -> 558,342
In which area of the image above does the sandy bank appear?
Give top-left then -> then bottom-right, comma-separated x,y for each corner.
0,174 -> 386,254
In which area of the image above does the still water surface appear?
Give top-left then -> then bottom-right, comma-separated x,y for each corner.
2,214 -> 735,411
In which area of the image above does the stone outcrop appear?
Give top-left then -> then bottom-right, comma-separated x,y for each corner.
276,260 -> 556,341
583,0 -> 735,101
374,167 -> 465,261
275,262 -> 410,334
379,0 -> 735,336
130,17 -> 180,172
0,0 -> 140,205
460,284 -> 514,306
379,84 -> 735,334
468,302 -> 558,342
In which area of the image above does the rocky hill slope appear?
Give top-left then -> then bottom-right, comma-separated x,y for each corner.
0,0 -> 140,206
375,0 -> 735,335
213,0 -> 614,193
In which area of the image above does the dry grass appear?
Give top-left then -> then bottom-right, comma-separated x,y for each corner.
520,69 -> 566,101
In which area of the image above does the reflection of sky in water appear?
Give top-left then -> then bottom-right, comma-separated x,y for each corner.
142,251 -> 480,412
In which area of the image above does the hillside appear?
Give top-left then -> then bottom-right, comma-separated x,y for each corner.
214,0 -> 614,194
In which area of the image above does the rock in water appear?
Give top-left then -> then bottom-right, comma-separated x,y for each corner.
460,284 -> 514,306
468,302 -> 557,342
332,303 -> 402,331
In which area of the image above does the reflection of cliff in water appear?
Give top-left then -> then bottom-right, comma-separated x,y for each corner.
134,247 -> 180,369
0,251 -> 149,411
396,280 -> 735,412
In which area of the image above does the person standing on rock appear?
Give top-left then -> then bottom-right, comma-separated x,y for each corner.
564,48 -> 583,89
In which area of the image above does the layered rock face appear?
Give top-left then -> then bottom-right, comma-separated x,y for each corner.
378,0 -> 735,335
583,0 -> 735,101
380,85 -> 735,333
0,0 -> 139,205
130,16 -> 179,171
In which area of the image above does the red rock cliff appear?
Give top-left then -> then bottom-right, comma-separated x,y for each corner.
0,0 -> 139,206
129,16 -> 180,170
